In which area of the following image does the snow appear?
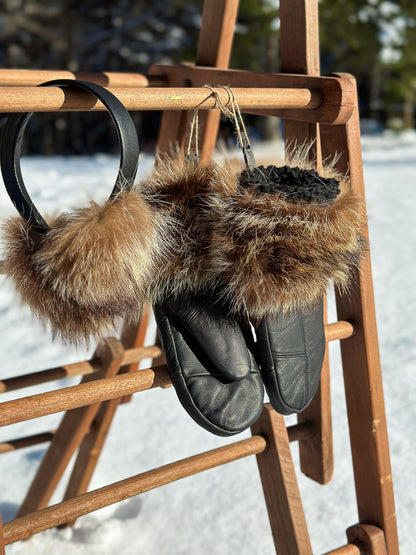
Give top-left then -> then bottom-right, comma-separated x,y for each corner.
0,132 -> 414,553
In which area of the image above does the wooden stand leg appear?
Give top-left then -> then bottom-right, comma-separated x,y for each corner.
251,404 -> 312,555
60,396 -> 123,527
16,338 -> 125,518
153,0 -> 239,160
120,303 -> 152,404
280,0 -> 333,485
297,296 -> 334,484
0,513 -> 5,555
320,78 -> 399,555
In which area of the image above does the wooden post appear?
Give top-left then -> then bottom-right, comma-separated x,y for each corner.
279,0 -> 333,483
320,76 -> 399,555
155,0 -> 239,160
298,296 -> 334,484
251,405 -> 312,555
0,514 -> 5,555
16,338 -> 125,518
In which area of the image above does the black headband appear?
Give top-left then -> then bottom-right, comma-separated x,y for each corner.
0,79 -> 139,232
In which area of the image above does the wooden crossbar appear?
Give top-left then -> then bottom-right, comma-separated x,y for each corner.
0,320 -> 354,419
2,435 -> 267,545
0,432 -> 56,454
0,366 -> 170,427
0,69 -> 151,87
0,86 -> 320,113
0,345 -> 162,393
0,420 -> 312,456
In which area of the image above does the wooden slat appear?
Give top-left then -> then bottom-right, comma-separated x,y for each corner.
0,86 -> 319,113
0,365 -> 170,427
251,404 -> 312,554
3,435 -> 267,545
320,75 -> 399,555
0,418 -> 312,460
0,345 -> 162,393
0,69 -> 149,87
0,431 -> 55,454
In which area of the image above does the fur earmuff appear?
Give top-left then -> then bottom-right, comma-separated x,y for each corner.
205,159 -> 366,318
2,189 -> 162,343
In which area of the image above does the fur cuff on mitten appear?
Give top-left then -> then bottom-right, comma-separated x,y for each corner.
2,189 -> 167,343
139,156 -> 236,301
205,159 -> 366,318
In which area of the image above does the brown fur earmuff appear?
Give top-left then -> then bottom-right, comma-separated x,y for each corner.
2,189 -> 164,343
204,158 -> 366,318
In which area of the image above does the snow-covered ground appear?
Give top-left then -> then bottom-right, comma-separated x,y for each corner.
0,132 -> 414,554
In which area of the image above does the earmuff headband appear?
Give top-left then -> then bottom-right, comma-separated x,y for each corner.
0,79 -> 139,232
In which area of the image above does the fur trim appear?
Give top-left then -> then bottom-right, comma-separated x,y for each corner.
206,160 -> 366,317
139,156 -> 234,300
2,189 -> 161,344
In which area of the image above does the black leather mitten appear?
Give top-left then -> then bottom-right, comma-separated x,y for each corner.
154,291 -> 264,436
255,298 -> 326,415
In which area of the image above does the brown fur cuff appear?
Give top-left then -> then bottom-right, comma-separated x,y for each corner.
206,162 -> 366,317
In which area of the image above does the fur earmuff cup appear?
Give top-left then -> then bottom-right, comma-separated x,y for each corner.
206,162 -> 366,318
2,189 -> 160,343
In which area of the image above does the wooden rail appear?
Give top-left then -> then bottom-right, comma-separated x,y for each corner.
0,419 -> 312,456
0,86 -> 320,113
0,366 -> 170,427
0,345 -> 162,393
2,435 -> 267,544
0,69 -> 151,87
0,432 -> 56,454
0,322 -> 353,396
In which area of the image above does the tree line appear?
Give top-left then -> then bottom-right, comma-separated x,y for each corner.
0,0 -> 414,154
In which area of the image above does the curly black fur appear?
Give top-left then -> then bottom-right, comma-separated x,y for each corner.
240,165 -> 340,204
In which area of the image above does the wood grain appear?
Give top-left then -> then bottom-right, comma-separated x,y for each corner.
0,365 -> 171,427
0,345 -> 162,393
346,524 -> 388,555
251,405 -> 312,555
155,0 -> 239,160
0,69 -> 149,87
16,338 -> 125,518
320,76 -> 399,555
3,435 -> 267,545
149,64 -> 355,125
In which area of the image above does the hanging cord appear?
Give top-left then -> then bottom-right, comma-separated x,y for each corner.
204,85 -> 256,170
185,88 -> 221,162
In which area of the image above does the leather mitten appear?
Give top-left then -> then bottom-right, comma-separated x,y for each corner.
154,291 -> 264,436
255,298 -> 326,414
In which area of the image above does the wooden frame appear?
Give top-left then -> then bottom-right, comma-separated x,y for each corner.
0,1 -> 398,553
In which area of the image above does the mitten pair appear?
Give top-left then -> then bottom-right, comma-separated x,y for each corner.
147,154 -> 365,435
155,290 -> 325,436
